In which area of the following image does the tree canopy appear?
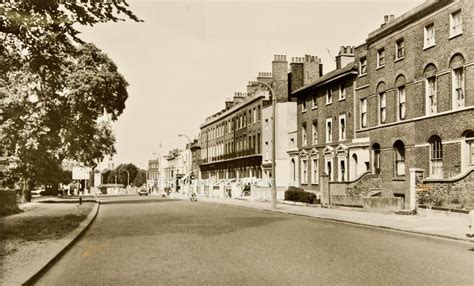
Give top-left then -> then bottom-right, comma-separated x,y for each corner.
0,1 -> 141,193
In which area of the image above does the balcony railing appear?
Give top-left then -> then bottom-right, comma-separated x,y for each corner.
201,149 -> 260,164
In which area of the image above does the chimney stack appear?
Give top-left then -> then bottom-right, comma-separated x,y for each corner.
272,54 -> 288,102
335,46 -> 355,69
225,98 -> 234,109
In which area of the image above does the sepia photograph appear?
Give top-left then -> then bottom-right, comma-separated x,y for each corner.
0,0 -> 473,285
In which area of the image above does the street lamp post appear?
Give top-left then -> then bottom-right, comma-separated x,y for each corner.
253,81 -> 277,209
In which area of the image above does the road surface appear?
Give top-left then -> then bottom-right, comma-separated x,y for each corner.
37,198 -> 474,285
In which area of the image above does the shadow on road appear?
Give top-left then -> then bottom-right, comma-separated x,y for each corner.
99,199 -> 181,205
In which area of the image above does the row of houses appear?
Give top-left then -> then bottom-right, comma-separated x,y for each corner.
152,0 -> 474,209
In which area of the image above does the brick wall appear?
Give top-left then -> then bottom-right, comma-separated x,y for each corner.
416,169 -> 474,209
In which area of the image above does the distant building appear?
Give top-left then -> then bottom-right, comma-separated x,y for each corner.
147,159 -> 159,190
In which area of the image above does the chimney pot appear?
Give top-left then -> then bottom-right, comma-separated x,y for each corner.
384,15 -> 389,23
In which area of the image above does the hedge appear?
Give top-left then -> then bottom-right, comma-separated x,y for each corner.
285,187 -> 319,204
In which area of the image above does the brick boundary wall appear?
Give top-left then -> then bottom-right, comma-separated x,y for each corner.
329,172 -> 382,207
416,169 -> 474,210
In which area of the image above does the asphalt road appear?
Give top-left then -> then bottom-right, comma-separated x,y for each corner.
37,198 -> 474,285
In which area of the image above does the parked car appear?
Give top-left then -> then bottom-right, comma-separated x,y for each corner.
138,189 -> 148,196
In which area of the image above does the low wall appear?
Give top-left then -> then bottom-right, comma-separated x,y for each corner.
0,190 -> 17,208
331,195 -> 363,207
416,169 -> 474,210
363,197 -> 403,212
251,186 -> 285,201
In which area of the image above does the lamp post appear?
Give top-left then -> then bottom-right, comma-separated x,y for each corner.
253,81 -> 277,209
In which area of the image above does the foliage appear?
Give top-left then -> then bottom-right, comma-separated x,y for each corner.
285,187 -> 318,204
105,163 -> 145,187
0,1 -> 140,197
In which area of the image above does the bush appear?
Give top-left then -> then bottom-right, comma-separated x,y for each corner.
285,188 -> 318,204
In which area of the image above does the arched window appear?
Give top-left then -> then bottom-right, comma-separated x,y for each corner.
352,153 -> 358,178
372,143 -> 381,174
450,54 -> 465,109
463,130 -> 474,166
429,135 -> 443,178
424,64 -> 438,115
377,82 -> 387,124
394,140 -> 405,176
395,75 -> 407,121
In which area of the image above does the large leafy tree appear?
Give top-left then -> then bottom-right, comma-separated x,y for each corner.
0,1 -> 140,199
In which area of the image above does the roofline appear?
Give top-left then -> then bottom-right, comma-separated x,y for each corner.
291,67 -> 358,96
200,93 -> 265,129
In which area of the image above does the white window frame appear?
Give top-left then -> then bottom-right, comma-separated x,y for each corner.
325,158 -> 334,181
424,23 -> 435,49
449,10 -> 462,38
339,84 -> 346,101
302,124 -> 307,146
326,89 -> 333,104
429,138 -> 443,178
312,95 -> 317,109
425,76 -> 437,115
452,67 -> 464,109
338,158 -> 347,182
338,114 -> 346,141
360,57 -> 367,75
396,38 -> 405,60
377,48 -> 385,68
301,159 -> 308,184
311,158 -> 319,185
379,92 -> 386,124
397,85 -> 406,121
326,118 -> 332,143
360,98 -> 367,128
302,99 -> 307,112
312,121 -> 318,145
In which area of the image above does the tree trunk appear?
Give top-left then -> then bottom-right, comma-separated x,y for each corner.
21,178 -> 32,203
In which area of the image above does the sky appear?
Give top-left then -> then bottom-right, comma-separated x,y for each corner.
78,0 -> 424,168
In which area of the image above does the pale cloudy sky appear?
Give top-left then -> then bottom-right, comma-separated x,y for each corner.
78,0 -> 423,168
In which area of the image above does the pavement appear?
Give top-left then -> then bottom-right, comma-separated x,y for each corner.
12,193 -> 474,284
195,196 -> 474,243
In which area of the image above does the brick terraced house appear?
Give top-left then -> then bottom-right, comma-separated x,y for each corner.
352,0 -> 474,208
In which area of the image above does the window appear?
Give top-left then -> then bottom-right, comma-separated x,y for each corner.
339,114 -> 346,141
453,67 -> 464,109
450,10 -> 462,38
394,141 -> 405,177
339,83 -> 346,100
326,118 -> 332,143
253,108 -> 257,123
302,100 -> 307,112
312,121 -> 318,144
302,123 -> 307,146
339,159 -> 346,182
426,76 -> 437,114
325,159 -> 333,181
360,98 -> 367,128
379,92 -> 386,124
429,136 -> 443,178
312,159 -> 319,185
397,86 -> 406,120
396,38 -> 405,59
360,57 -> 367,75
372,143 -> 381,175
377,48 -> 385,67
312,95 -> 317,109
257,106 -> 261,121
257,133 -> 261,153
326,89 -> 332,104
249,110 -> 252,124
424,23 -> 435,49
301,159 -> 308,184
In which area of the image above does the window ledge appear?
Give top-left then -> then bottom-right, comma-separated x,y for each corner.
302,110 -> 307,113
325,102 -> 332,106
312,106 -> 318,110
339,98 -> 346,102
376,65 -> 385,70
423,44 -> 435,51
358,73 -> 367,78
395,57 -> 404,63
449,32 -> 462,40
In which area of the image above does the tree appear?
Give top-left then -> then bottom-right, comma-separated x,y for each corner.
133,169 -> 147,187
0,1 -> 141,201
105,163 -> 144,187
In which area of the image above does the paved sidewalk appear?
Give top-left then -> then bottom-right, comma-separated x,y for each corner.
197,196 -> 474,243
